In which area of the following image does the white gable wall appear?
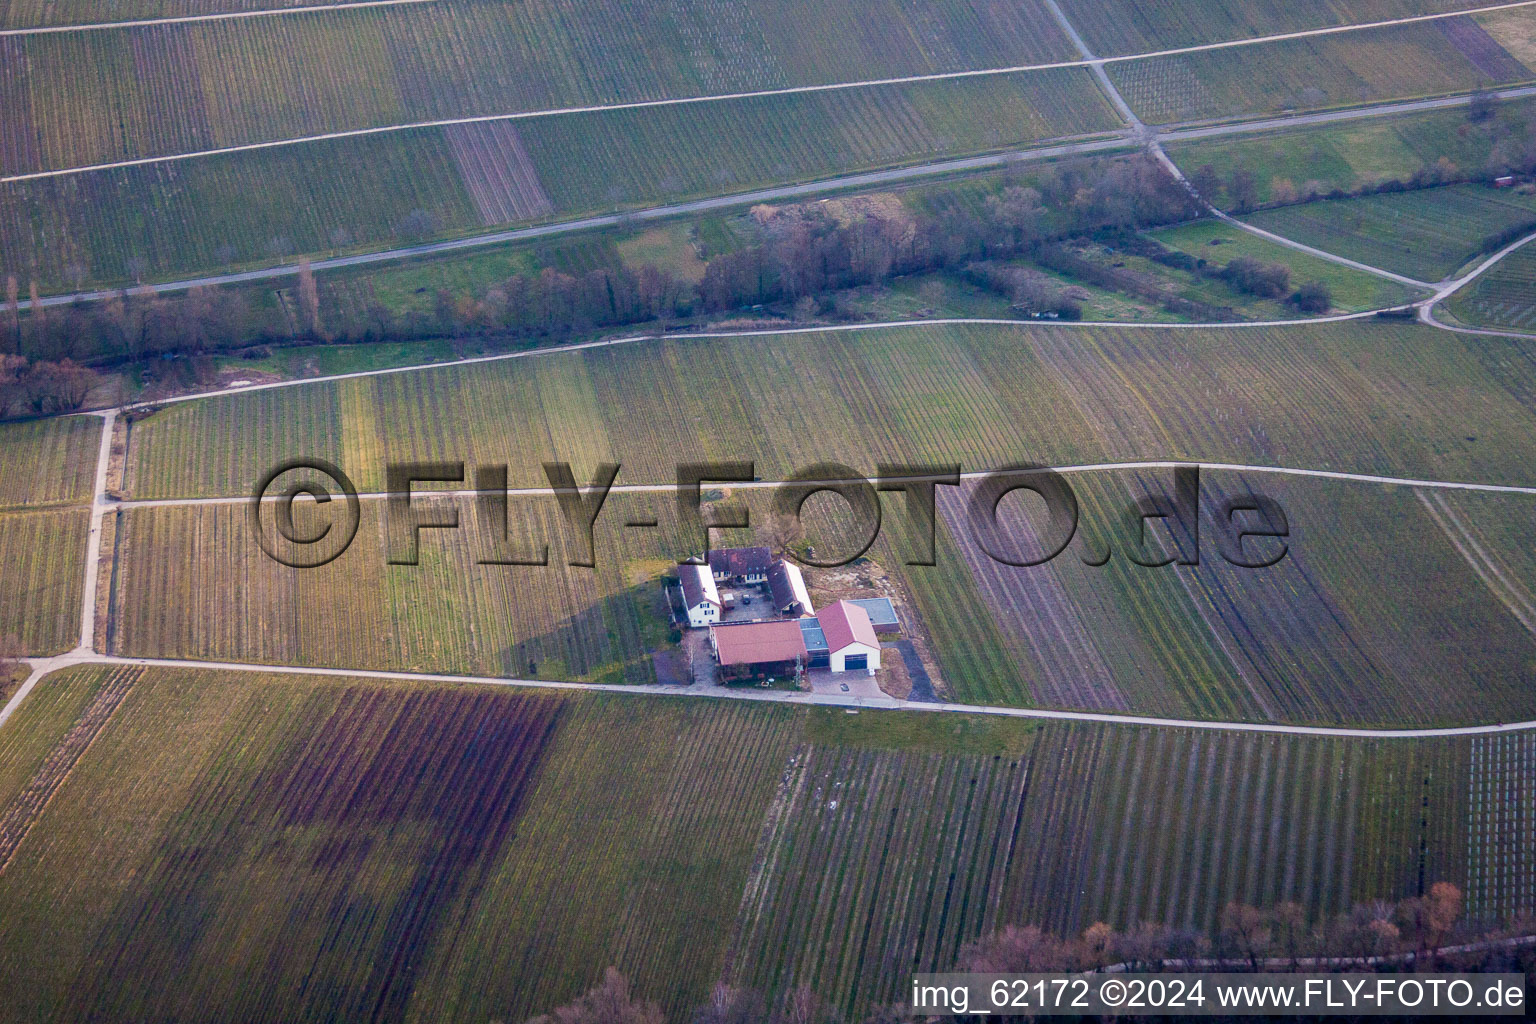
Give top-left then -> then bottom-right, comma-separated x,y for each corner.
829,642 -> 880,673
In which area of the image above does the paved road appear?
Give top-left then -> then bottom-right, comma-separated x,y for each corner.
10,651 -> 1536,739
113,457 -> 1536,510
1217,211 -> 1432,287
16,83 -> 1536,309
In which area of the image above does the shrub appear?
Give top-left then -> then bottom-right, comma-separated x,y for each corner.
1290,281 -> 1332,313
1219,257 -> 1291,299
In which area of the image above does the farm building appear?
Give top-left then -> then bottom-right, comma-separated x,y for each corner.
799,618 -> 831,669
709,620 -> 808,683
818,600 -> 882,673
845,597 -> 899,633
678,563 -> 722,628
767,560 -> 813,617
709,546 -> 773,584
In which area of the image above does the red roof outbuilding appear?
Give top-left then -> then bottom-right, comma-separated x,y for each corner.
817,600 -> 879,653
711,620 -> 809,666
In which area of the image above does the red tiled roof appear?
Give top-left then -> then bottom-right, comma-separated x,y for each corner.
711,620 -> 808,666
708,546 -> 773,576
817,600 -> 878,653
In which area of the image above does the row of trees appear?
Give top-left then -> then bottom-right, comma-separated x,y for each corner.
0,153 -> 1200,374
0,354 -> 99,417
1194,95 -> 1536,213
527,885 -> 1533,1024
963,886 -> 1475,975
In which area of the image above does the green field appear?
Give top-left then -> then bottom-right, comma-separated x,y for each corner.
891,474 -> 1536,726
1446,236 -> 1536,327
1144,218 -> 1423,308
0,0 -> 1078,175
0,67 -> 1117,293
0,415 -> 99,509
1058,0 -> 1498,55
1165,94 -> 1536,206
0,508 -> 87,655
1110,18 -> 1535,125
1243,183 -> 1536,281
0,665 -> 1524,1022
106,319 -> 1536,725
105,471 -> 1536,725
121,320 -> 1536,501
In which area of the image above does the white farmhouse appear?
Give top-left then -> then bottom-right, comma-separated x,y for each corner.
678,562 -> 722,628
817,600 -> 881,673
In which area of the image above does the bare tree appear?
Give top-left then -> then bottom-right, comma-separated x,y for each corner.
961,924 -> 1071,972
768,511 -> 805,562
775,986 -> 836,1024
26,359 -> 98,414
1220,903 -> 1273,970
1400,882 -> 1464,966
528,968 -> 664,1024
692,983 -> 768,1024
0,634 -> 23,688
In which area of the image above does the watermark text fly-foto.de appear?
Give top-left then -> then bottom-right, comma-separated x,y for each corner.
249,459 -> 1290,571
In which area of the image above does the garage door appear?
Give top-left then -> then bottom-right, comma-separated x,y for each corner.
843,654 -> 867,671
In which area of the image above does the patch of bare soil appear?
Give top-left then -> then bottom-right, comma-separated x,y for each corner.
94,509 -> 118,651
104,414 -> 128,497
215,366 -> 285,388
875,649 -> 913,699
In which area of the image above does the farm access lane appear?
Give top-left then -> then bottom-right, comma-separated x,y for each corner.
1420,226 -> 1536,337
10,651 -> 1536,741
0,0 -> 445,36
15,84 -> 1536,310
1042,0 -> 1441,289
110,458 -> 1536,509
